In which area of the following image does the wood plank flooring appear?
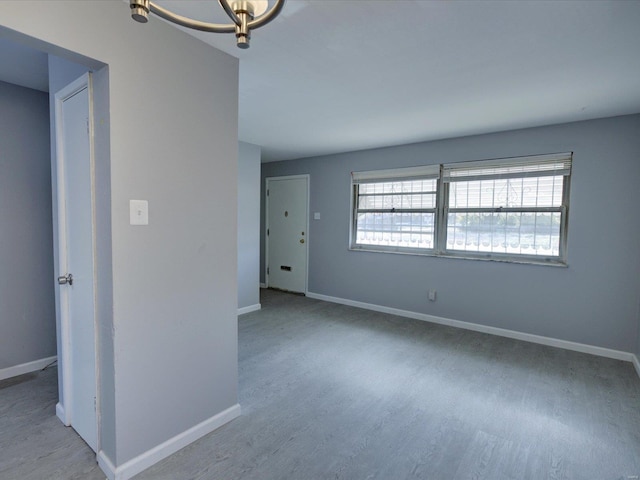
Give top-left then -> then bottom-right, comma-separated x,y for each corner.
1,288 -> 639,479
0,366 -> 104,479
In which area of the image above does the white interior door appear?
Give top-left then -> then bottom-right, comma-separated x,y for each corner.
266,176 -> 309,294
55,74 -> 98,452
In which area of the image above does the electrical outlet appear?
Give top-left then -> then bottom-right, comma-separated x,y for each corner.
428,289 -> 437,302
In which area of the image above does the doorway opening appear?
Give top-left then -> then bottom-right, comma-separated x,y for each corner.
0,32 -> 110,457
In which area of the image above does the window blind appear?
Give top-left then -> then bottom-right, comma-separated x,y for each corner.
352,165 -> 440,184
442,152 -> 572,183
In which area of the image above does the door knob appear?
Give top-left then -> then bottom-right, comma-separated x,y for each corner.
58,273 -> 73,286
299,239 -> 305,244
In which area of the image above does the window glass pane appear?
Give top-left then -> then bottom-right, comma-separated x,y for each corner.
357,179 -> 437,210
358,193 -> 436,209
449,176 -> 564,209
356,212 -> 435,249
446,212 -> 561,256
358,183 -> 374,194
359,179 -> 436,194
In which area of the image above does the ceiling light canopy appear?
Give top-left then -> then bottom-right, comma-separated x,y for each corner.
130,0 -> 285,49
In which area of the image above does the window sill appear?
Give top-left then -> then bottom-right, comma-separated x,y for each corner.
349,244 -> 568,267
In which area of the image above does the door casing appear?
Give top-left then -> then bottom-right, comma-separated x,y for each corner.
54,72 -> 100,452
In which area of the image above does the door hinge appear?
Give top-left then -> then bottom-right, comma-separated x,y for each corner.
86,118 -> 90,135
267,189 -> 269,197
267,267 -> 270,275
267,228 -> 269,236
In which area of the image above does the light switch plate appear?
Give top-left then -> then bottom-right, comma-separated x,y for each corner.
130,200 -> 149,225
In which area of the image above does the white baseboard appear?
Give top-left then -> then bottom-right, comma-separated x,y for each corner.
260,283 -> 267,289
238,303 -> 261,315
633,354 -> 640,379
307,292 -> 637,364
56,402 -> 69,426
97,453 -> 117,480
0,355 -> 57,381
98,403 -> 241,480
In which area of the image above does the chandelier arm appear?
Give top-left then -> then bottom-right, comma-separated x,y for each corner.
148,1 -> 236,33
218,0 -> 242,27
247,0 -> 286,30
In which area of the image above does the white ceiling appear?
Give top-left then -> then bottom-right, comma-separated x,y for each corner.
159,0 -> 640,162
1,1 -> 639,162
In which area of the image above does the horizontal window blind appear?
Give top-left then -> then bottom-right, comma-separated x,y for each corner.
350,152 -> 571,264
443,152 -> 572,183
352,165 -> 440,184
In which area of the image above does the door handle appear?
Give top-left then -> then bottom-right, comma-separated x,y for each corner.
58,273 -> 73,286
299,239 -> 305,244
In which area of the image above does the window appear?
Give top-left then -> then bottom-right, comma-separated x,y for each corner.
351,153 -> 572,265
351,166 -> 440,254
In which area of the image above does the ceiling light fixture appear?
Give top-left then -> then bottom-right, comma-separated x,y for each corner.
130,0 -> 286,49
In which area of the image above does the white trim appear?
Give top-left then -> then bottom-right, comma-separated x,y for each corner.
260,283 -> 267,289
97,452 -> 117,480
633,354 -> 640,379
54,73 -> 99,443
98,403 -> 241,480
307,292 -> 636,363
238,303 -> 261,315
87,73 -> 102,453
56,402 -> 68,426
0,356 -> 57,381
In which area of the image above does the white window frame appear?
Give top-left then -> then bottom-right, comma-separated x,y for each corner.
350,165 -> 440,255
350,152 -> 572,266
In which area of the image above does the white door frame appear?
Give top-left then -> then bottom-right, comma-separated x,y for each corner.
53,72 -> 100,451
265,174 -> 310,294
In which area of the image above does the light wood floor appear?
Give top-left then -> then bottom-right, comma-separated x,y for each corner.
2,289 -> 639,479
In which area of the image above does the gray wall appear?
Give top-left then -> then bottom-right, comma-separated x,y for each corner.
238,141 -> 261,310
0,80 -> 55,371
637,303 -> 640,358
0,0 -> 239,469
262,114 -> 640,354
